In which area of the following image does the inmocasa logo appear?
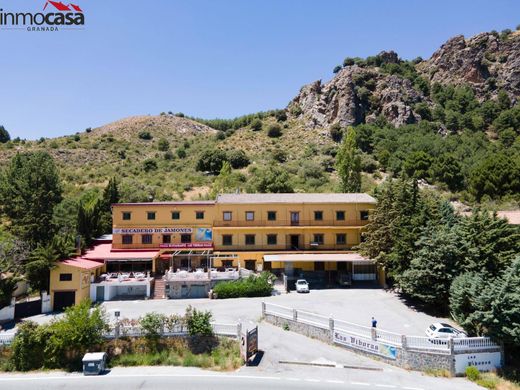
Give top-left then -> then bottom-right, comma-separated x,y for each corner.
0,1 -> 85,32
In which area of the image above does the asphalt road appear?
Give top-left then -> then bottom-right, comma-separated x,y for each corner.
0,366 -> 482,390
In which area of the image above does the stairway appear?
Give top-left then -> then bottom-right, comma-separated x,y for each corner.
153,276 -> 165,299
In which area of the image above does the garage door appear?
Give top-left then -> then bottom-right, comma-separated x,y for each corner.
53,291 -> 75,311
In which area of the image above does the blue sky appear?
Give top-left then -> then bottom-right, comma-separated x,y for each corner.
1,0 -> 519,139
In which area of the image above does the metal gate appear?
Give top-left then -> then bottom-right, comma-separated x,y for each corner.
14,298 -> 42,319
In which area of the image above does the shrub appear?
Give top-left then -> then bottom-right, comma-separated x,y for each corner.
266,124 -> 282,138
227,149 -> 250,169
215,131 -> 226,140
185,306 -> 213,337
10,321 -> 46,371
140,312 -> 166,340
0,126 -> 10,143
213,273 -> 274,299
466,366 -> 480,381
272,148 -> 287,163
250,119 -> 262,131
157,138 -> 170,151
329,123 -> 343,142
196,149 -> 228,174
143,159 -> 158,172
333,65 -> 342,74
138,131 -> 153,140
85,127 -> 92,133
164,151 -> 174,160
274,110 -> 287,122
177,147 -> 187,159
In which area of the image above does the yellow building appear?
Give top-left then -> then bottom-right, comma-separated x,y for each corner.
111,193 -> 379,287
49,258 -> 105,311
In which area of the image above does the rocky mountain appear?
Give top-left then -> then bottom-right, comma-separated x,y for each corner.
288,30 -> 520,129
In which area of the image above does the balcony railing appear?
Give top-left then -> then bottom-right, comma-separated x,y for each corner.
213,219 -> 368,227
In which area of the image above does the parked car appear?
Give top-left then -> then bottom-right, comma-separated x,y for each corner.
425,323 -> 467,339
295,279 -> 309,293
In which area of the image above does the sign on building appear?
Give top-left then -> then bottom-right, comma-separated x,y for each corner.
334,330 -> 397,360
159,242 -> 213,249
113,227 -> 194,234
455,352 -> 502,374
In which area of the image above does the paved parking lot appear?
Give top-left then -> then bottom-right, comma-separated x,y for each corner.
99,287 -> 452,337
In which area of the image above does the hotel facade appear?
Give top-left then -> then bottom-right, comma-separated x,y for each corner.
49,193 -> 380,309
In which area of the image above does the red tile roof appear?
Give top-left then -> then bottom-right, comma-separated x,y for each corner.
60,258 -> 104,270
82,243 -> 159,260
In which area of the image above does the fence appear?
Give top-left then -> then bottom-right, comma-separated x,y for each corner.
263,302 -> 499,354
0,322 -> 241,346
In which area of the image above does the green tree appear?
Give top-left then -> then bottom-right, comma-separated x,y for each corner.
77,198 -> 102,246
10,321 -> 47,371
456,210 -> 520,277
329,123 -> 343,142
450,272 -> 487,335
336,127 -> 362,192
185,306 -> 213,337
359,180 -> 398,274
211,161 -> 234,197
0,274 -> 18,307
45,299 -> 108,369
196,149 -> 228,174
98,177 -> 119,234
25,244 -> 60,292
430,154 -> 464,191
403,151 -> 432,179
250,118 -> 262,131
399,224 -> 461,309
0,152 -> 62,245
254,166 -> 294,193
227,149 -> 250,169
0,125 -> 10,143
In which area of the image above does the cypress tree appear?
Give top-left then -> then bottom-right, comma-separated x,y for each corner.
336,127 -> 362,192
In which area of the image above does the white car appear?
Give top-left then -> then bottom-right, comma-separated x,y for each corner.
425,323 -> 467,339
295,279 -> 309,293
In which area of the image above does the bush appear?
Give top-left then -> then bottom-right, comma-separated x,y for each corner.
227,150 -> 250,169
185,306 -> 213,337
196,149 -> 228,174
333,65 -> 342,74
138,131 -> 153,140
143,159 -> 158,172
266,124 -> 282,138
272,148 -> 287,163
466,366 -> 480,381
10,321 -> 46,371
140,312 -> 166,340
250,118 -> 262,131
213,273 -> 274,299
157,138 -> 170,151
329,123 -> 343,142
176,147 -> 187,159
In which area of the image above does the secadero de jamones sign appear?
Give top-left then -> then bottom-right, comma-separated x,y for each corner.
0,1 -> 84,32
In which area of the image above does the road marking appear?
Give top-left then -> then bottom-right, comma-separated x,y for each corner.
286,378 -> 301,381
305,378 -> 320,382
351,382 -> 371,386
403,387 -> 424,390
326,379 -> 345,384
376,385 -> 396,388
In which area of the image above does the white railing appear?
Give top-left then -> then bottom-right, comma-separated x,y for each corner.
297,310 -> 329,329
263,302 -> 499,355
453,337 -> 499,351
211,322 -> 240,337
405,336 -> 450,353
375,328 -> 403,347
0,333 -> 15,346
334,319 -> 373,339
264,302 -> 293,320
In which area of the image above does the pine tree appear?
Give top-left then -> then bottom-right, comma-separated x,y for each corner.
399,224 -> 462,309
457,209 -> 520,277
0,125 -> 10,143
0,152 -> 62,245
336,127 -> 362,192
359,180 -> 398,273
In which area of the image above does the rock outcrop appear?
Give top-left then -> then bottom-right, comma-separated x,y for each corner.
289,61 -> 426,128
418,31 -> 520,101
289,31 -> 520,129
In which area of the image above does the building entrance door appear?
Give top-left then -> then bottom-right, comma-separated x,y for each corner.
290,235 -> 300,249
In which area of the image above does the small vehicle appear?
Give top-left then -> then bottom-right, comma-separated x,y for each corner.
82,352 -> 107,375
425,323 -> 467,339
295,279 -> 309,293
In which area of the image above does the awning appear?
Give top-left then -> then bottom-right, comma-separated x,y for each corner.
82,243 -> 159,261
263,253 -> 373,263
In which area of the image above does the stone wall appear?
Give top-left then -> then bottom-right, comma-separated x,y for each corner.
264,312 -> 499,376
